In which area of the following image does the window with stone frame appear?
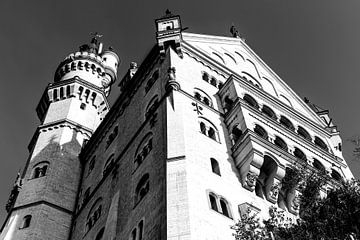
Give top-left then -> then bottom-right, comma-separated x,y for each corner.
261,105 -> 277,120
243,94 -> 259,109
314,136 -> 329,152
193,88 -> 213,107
254,124 -> 268,140
85,198 -> 102,232
279,116 -> 295,131
135,174 -> 150,206
210,158 -> 221,176
199,117 -> 220,142
145,95 -> 159,119
103,154 -> 115,176
207,192 -> 232,218
105,126 -> 118,149
297,126 -> 312,141
134,133 -> 153,170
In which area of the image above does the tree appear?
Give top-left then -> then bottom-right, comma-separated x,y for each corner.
232,173 -> 360,240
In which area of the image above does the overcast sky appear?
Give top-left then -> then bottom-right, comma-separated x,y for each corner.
0,0 -> 360,223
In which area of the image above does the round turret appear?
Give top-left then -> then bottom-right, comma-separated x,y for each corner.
53,38 -> 119,96
101,49 -> 120,86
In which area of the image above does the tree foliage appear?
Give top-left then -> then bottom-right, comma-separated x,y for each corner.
232,174 -> 360,240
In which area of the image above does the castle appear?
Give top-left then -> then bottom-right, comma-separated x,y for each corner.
0,12 -> 354,240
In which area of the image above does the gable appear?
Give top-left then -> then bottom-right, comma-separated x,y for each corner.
181,32 -> 325,126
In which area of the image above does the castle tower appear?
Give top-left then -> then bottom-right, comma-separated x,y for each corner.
0,36 -> 119,240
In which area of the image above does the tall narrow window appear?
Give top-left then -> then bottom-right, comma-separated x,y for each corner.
210,158 -> 221,176
208,127 -> 216,140
21,215 -> 32,229
220,199 -> 230,218
138,220 -> 144,240
202,72 -> 209,82
200,122 -> 206,135
131,228 -> 137,240
95,227 -> 105,240
209,194 -> 218,211
135,174 -> 150,205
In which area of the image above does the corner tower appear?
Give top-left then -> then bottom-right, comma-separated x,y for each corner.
0,36 -> 119,240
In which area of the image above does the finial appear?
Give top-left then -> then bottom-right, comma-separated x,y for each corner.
165,9 -> 172,15
230,25 -> 240,38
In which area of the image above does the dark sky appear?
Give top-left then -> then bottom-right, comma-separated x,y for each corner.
1,0 -> 360,223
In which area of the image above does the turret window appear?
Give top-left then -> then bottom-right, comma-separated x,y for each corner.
32,162 -> 49,179
21,215 -> 32,229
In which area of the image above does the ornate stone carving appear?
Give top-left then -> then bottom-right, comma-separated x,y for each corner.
165,67 -> 180,91
267,180 -> 281,204
244,171 -> 258,191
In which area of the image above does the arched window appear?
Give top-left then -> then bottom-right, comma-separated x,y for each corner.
135,174 -> 150,205
208,127 -> 216,140
294,148 -> 307,162
274,136 -> 288,151
145,95 -> 159,119
202,72 -> 209,82
262,105 -> 277,120
210,77 -> 218,87
199,118 -> 219,142
223,96 -> 234,113
32,162 -> 49,179
254,124 -> 268,140
243,94 -> 259,109
219,199 -> 231,218
88,156 -> 96,175
209,194 -> 218,211
231,125 -> 243,144
279,116 -> 295,131
95,227 -> 105,240
193,89 -> 213,107
297,126 -> 311,141
86,198 -> 102,232
210,158 -> 221,176
314,136 -> 328,151
255,155 -> 278,200
103,154 -> 115,176
106,126 -> 118,149
313,158 -> 325,173
134,133 -> 153,169
331,170 -> 342,182
21,215 -> 32,229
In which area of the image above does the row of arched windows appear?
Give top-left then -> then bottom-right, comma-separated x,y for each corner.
208,192 -> 232,218
201,71 -> 223,89
253,124 -> 343,182
243,94 -> 329,152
